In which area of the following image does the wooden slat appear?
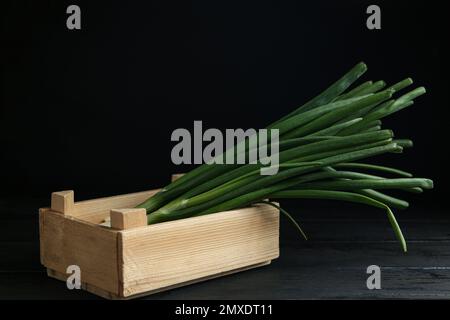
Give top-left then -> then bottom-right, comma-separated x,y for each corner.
39,210 -> 120,294
47,268 -> 121,300
118,204 -> 279,297
47,189 -> 160,224
74,189 -> 159,215
46,262 -> 271,300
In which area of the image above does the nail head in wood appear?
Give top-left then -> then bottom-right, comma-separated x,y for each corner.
51,190 -> 74,215
110,208 -> 147,230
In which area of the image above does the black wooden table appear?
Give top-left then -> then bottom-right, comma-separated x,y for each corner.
1,197 -> 449,299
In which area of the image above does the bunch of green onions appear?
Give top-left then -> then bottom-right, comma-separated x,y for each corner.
137,62 -> 433,252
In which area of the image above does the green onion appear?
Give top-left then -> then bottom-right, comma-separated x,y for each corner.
137,62 -> 433,252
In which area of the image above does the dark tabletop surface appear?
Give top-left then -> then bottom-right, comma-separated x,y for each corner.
1,197 -> 449,300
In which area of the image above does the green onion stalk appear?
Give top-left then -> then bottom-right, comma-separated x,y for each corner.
137,62 -> 433,252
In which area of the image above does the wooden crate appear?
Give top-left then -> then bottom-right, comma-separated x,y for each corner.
39,176 -> 280,299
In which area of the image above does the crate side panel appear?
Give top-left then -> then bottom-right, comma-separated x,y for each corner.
40,211 -> 120,294
120,205 -> 279,297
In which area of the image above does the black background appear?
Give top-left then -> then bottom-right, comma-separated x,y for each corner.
2,0 -> 449,208
2,0 -> 450,302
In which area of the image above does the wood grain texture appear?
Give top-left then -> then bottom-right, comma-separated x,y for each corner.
39,210 -> 120,294
46,268 -> 120,300
51,191 -> 74,215
118,204 -> 279,297
46,189 -> 160,224
46,262 -> 271,299
110,208 -> 147,230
